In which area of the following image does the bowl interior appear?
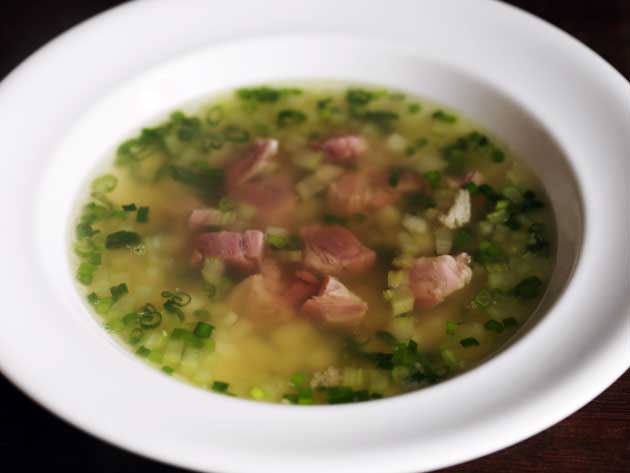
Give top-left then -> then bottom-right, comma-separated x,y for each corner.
37,35 -> 582,351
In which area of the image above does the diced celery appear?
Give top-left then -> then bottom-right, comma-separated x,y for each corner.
250,386 -> 266,400
163,339 -> 185,367
293,151 -> 323,170
144,331 -> 167,350
434,227 -> 453,255
179,348 -> 201,377
402,214 -> 428,234
387,270 -> 409,288
390,287 -> 415,316
390,316 -> 415,340
502,186 -> 523,204
202,258 -> 225,285
148,349 -> 164,364
369,370 -> 390,392
315,164 -> 344,182
342,367 -> 365,388
386,133 -> 408,153
393,254 -> 415,269
440,348 -> 459,369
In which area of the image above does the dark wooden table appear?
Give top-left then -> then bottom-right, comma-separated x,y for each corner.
1,1 -> 628,471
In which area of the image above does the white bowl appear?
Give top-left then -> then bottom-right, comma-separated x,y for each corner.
0,1 -> 628,472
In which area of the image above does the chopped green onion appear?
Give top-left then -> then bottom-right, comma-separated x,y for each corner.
346,88 -> 374,106
463,182 -> 478,193
375,331 -> 397,346
136,346 -> 151,357
445,321 -> 459,336
472,289 -> 493,308
423,170 -> 442,189
91,174 -> 118,194
512,276 -> 543,299
122,203 -> 137,211
388,169 -> 400,187
206,105 -> 224,126
432,110 -> 457,123
105,231 -> 141,249
162,366 -> 174,375
484,319 -> 504,333
212,381 -> 230,393
87,292 -> 99,305
193,322 -> 214,338
408,103 -> 421,114
289,372 -> 307,388
223,125 -> 250,143
77,262 -> 95,285
136,206 -> 150,223
110,283 -> 128,302
491,149 -> 505,163
250,387 -> 266,400
460,337 -> 480,348
277,109 -> 307,127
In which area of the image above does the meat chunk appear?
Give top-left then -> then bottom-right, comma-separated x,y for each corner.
301,276 -> 368,328
195,230 -> 264,272
231,174 -> 296,226
439,189 -> 471,229
226,138 -> 278,188
409,254 -> 473,309
314,135 -> 368,164
229,263 -> 319,325
301,224 -> 375,277
327,170 -> 423,216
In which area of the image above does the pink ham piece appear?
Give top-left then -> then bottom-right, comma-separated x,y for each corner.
195,230 -> 264,272
232,174 -> 296,226
301,276 -> 367,328
226,138 -> 278,188
327,170 -> 423,216
314,135 -> 368,164
229,263 -> 319,325
409,254 -> 473,309
301,224 -> 375,277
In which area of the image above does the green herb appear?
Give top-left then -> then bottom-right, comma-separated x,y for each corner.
484,319 -> 504,333
453,229 -> 474,252
491,149 -> 505,163
138,304 -> 162,329
168,111 -> 202,142
375,331 -> 397,347
424,170 -> 442,189
323,214 -> 347,225
77,262 -> 96,285
110,283 -> 128,302
116,126 -> 166,166
512,276 -> 544,299
105,231 -> 141,249
237,86 -> 302,103
318,386 -> 382,404
212,381 -> 230,393
474,240 -> 504,265
432,110 -> 457,123
223,125 -> 250,143
136,206 -> 150,223
122,203 -> 137,212
445,321 -> 459,336
167,164 -> 224,194
162,290 -> 191,321
193,322 -> 214,338
408,103 -> 421,113
162,366 -> 175,375
388,169 -> 401,187
206,105 -> 224,126
289,372 -> 307,388
472,289 -> 493,309
136,346 -> 151,357
463,182 -> 478,193
441,131 -> 505,174
353,109 -> 399,131
91,174 -> 118,194
346,88 -> 375,106
277,109 -> 307,127
87,292 -> 99,305
460,337 -> 480,348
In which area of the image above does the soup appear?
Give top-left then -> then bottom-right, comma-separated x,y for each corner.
72,83 -> 554,404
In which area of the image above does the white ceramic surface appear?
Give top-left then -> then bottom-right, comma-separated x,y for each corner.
0,1 -> 628,472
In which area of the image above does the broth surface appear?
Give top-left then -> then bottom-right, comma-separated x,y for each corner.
72,83 -> 554,404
